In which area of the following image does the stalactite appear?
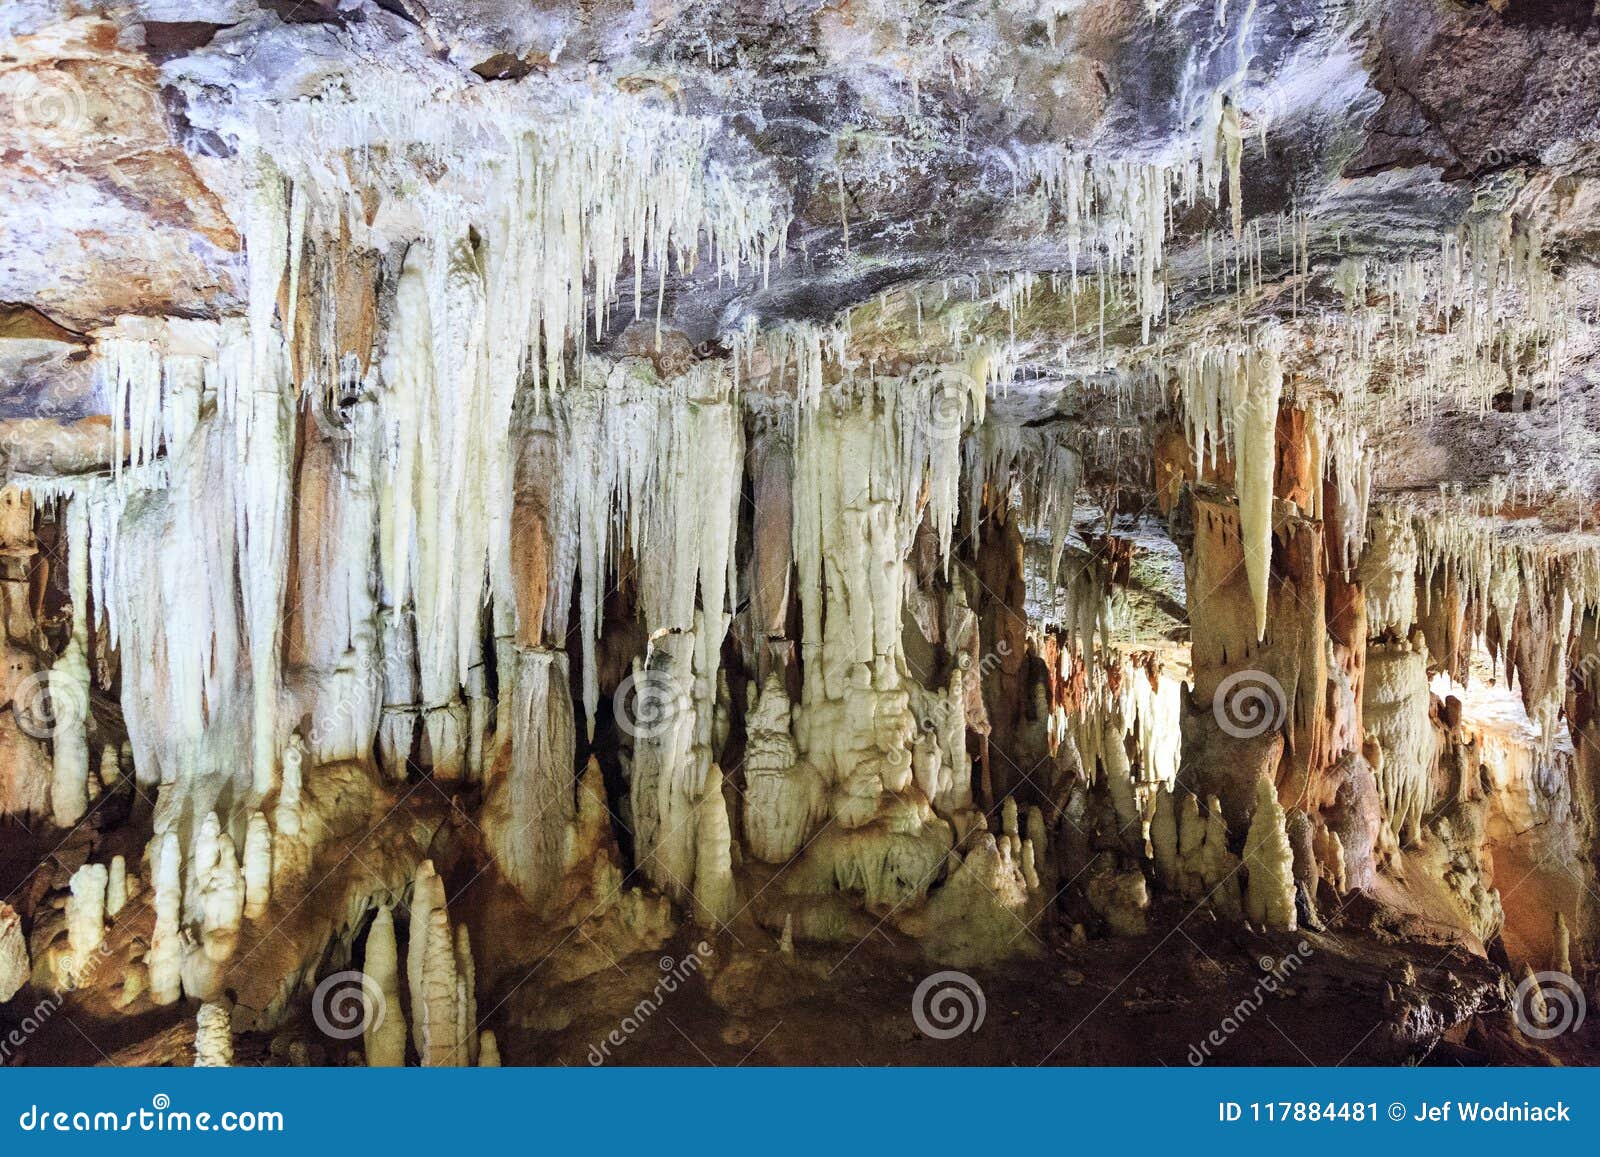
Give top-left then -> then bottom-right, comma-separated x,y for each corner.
1360,509 -> 1418,639
49,494 -> 90,828
1174,329 -> 1283,641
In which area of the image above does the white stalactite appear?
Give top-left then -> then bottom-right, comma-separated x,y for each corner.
49,495 -> 91,828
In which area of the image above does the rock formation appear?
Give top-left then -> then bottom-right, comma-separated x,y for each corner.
0,0 -> 1596,1068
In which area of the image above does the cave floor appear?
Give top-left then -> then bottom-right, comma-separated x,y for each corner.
13,907 -> 1596,1067
6,807 -> 1596,1068
493,920 -> 1546,1067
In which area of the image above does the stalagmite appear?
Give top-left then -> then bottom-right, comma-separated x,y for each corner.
1522,964 -> 1548,1030
193,1002 -> 233,1067
407,861 -> 461,1067
0,902 -> 27,1003
484,649 -> 576,909
363,905 -> 407,1068
1314,827 -> 1348,896
148,830 -> 183,1005
65,862 -> 107,982
105,855 -> 127,918
478,1031 -> 501,1067
1364,641 -> 1436,845
454,925 -> 478,1066
1151,785 -> 1179,887
243,813 -> 271,920
692,766 -> 738,929
47,647 -> 90,827
5,0 -> 1600,1072
1243,777 -> 1297,932
272,740 -> 308,892
1086,858 -> 1150,937
198,823 -> 245,963
1286,809 -> 1320,928
418,899 -> 460,1067
743,675 -> 823,863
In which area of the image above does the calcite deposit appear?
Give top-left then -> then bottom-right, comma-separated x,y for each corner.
0,0 -> 1597,1067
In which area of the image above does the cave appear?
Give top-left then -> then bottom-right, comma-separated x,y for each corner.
0,0 -> 1596,1071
